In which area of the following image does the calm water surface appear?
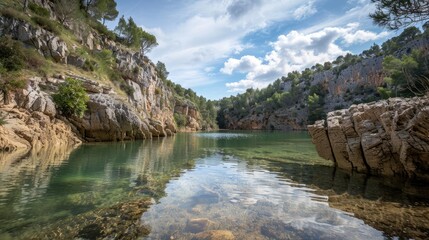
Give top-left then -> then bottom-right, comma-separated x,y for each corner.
0,131 -> 428,239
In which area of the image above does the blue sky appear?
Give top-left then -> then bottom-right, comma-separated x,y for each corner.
107,0 -> 394,100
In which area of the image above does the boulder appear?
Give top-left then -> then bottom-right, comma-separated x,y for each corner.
185,218 -> 215,233
308,120 -> 334,161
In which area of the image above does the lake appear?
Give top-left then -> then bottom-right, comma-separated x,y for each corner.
0,131 -> 428,239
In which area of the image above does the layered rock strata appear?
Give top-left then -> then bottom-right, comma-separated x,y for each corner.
308,97 -> 429,181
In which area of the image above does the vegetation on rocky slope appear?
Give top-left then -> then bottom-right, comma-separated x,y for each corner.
216,25 -> 429,129
0,0 -> 218,130
52,78 -> 89,118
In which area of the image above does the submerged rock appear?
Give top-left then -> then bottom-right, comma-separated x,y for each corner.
308,96 -> 429,181
192,230 -> 235,240
185,218 -> 215,233
30,198 -> 152,240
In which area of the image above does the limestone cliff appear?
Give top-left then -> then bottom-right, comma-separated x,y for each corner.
308,96 -> 429,181
0,12 -> 204,159
218,34 -> 429,131
0,77 -> 81,161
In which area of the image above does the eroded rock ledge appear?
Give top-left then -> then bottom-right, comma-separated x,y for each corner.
308,96 -> 429,181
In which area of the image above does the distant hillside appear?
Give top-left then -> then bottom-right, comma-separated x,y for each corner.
216,26 -> 429,130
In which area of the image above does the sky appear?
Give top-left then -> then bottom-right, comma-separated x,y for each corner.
107,0 -> 395,100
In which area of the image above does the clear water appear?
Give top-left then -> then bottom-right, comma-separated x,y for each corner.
0,131 -> 428,239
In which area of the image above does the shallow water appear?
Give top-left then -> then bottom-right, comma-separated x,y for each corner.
0,131 -> 428,239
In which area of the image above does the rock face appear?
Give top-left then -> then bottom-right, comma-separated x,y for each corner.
175,100 -> 202,131
0,14 -> 202,145
0,16 -> 69,63
220,36 -> 429,131
223,108 -> 306,130
0,78 -> 81,161
308,97 -> 429,181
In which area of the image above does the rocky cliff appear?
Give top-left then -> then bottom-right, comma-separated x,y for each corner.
308,96 -> 429,181
218,32 -> 429,131
0,12 -> 203,159
0,77 -> 81,161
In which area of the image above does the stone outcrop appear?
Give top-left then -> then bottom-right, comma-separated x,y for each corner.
0,16 -> 69,63
69,93 -> 175,141
0,78 -> 81,161
0,12 -> 204,146
308,96 -> 429,181
175,100 -> 202,131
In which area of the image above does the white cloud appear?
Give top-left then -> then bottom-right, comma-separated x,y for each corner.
223,23 -> 389,92
147,0 -> 306,89
221,56 -> 262,75
226,79 -> 268,92
293,1 -> 317,20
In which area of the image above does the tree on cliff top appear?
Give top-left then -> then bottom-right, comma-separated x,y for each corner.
370,0 -> 429,30
115,16 -> 158,53
53,0 -> 80,24
95,0 -> 118,25
81,0 -> 118,25
156,61 -> 169,81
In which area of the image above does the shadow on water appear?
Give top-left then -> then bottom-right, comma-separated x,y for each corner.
240,150 -> 429,239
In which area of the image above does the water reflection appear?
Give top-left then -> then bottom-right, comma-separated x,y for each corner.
0,136 -> 205,238
142,154 -> 385,240
0,132 -> 427,239
0,146 -> 75,210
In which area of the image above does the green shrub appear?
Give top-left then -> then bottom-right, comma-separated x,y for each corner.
133,66 -> 140,75
120,82 -> 134,96
83,59 -> 96,71
0,73 -> 27,100
23,48 -> 45,69
88,20 -> 116,40
174,113 -> 187,127
0,112 -> 7,126
0,37 -> 25,72
95,49 -> 113,64
155,88 -> 161,95
108,68 -> 123,82
0,7 -> 28,21
31,16 -> 60,35
52,78 -> 89,118
29,3 -> 50,17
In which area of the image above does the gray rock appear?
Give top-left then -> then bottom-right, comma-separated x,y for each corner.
68,55 -> 86,68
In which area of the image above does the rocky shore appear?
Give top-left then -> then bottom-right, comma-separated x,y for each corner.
308,96 -> 429,181
0,14 -> 203,161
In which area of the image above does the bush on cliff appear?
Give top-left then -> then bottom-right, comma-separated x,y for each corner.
0,37 -> 24,72
28,3 -> 50,17
0,36 -> 28,94
53,78 -> 89,118
174,113 -> 187,127
31,15 -> 61,35
0,112 -> 7,126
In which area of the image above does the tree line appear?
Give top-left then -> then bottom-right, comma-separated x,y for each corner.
216,25 -> 429,128
20,0 -> 158,54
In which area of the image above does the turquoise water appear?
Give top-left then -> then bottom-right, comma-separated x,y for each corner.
0,132 -> 428,239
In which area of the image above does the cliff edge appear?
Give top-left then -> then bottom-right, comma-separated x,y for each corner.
308,96 -> 429,181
